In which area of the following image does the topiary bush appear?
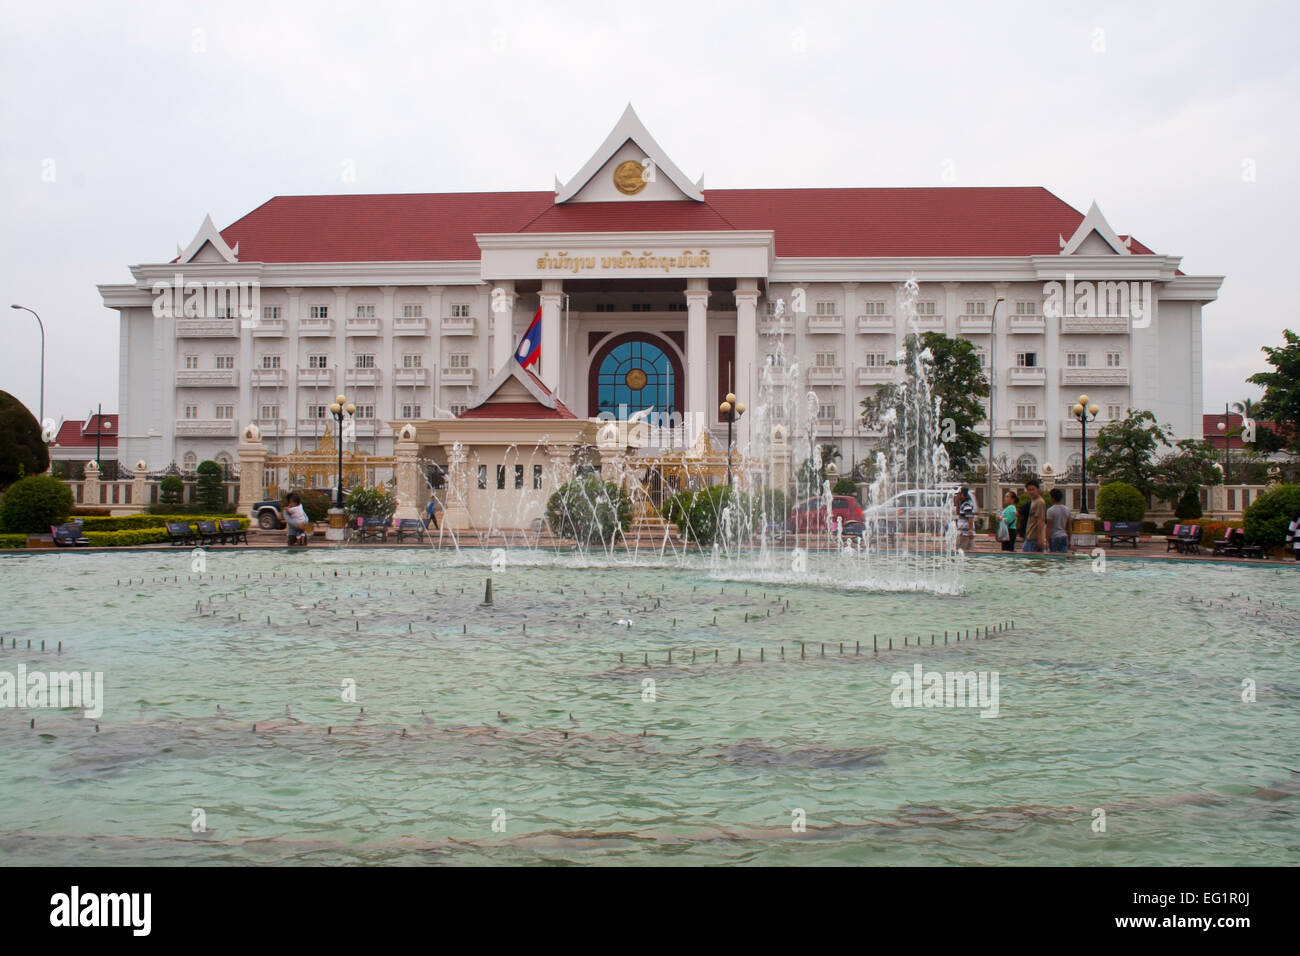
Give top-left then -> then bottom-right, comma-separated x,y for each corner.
1096,481 -> 1147,523
195,460 -> 226,512
0,390 -> 49,490
1175,486 -> 1202,520
1242,483 -> 1300,547
661,485 -> 756,545
545,475 -> 631,543
832,477 -> 859,497
0,474 -> 73,533
158,475 -> 184,509
345,486 -> 397,521
83,528 -> 171,547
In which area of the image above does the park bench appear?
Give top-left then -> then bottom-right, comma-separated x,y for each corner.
1165,524 -> 1184,552
1212,527 -> 1243,557
357,516 -> 389,543
1103,521 -> 1141,548
394,518 -> 425,544
194,520 -> 221,547
50,523 -> 90,547
218,519 -> 248,546
166,522 -> 196,546
1175,525 -> 1203,554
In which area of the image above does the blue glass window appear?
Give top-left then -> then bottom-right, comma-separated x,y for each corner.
595,339 -> 676,419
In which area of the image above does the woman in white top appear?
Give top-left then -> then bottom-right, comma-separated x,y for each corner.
284,492 -> 310,547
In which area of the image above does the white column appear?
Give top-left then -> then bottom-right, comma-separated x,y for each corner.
380,286 -> 397,448
735,278 -> 759,453
685,278 -> 710,443
990,281 -> 1009,471
840,281 -> 858,455
477,285 -> 493,393
286,287 -> 301,443
491,280 -> 516,377
539,279 -> 564,393
427,285 -> 444,413
1044,281 -> 1061,471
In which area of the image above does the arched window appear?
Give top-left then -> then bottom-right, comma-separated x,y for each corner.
1065,453 -> 1083,483
589,333 -> 682,420
182,451 -> 198,474
1015,453 -> 1038,479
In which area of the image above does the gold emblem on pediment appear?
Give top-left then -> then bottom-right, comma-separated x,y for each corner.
613,159 -> 647,195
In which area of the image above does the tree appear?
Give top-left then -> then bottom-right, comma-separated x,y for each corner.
1089,410 -> 1170,499
158,475 -> 184,509
859,332 -> 988,478
0,474 -> 73,532
1242,483 -> 1300,547
195,460 -> 226,512
545,475 -> 630,543
0,390 -> 49,490
1246,330 -> 1300,453
1151,439 -> 1222,505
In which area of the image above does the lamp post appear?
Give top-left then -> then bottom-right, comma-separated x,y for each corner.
328,393 -> 355,508
1071,393 -> 1100,514
718,392 -> 746,489
985,296 -> 1004,527
9,304 -> 45,428
1215,402 -> 1231,485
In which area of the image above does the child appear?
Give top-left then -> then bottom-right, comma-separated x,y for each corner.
284,492 -> 310,547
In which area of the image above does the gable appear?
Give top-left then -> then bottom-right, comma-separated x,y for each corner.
555,104 -> 703,204
567,139 -> 698,203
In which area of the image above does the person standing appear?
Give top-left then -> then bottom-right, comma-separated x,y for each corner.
1046,488 -> 1071,554
998,489 -> 1019,552
1017,488 -> 1032,548
954,487 -> 976,553
425,495 -> 440,531
1021,480 -> 1048,552
284,492 -> 310,547
1288,509 -> 1300,560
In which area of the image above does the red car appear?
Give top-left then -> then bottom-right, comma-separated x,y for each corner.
788,495 -> 865,534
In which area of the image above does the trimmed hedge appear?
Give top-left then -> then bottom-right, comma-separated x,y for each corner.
1096,481 -> 1147,523
83,529 -> 171,547
0,534 -> 27,548
78,514 -> 249,532
0,474 -> 74,532
1242,483 -> 1300,547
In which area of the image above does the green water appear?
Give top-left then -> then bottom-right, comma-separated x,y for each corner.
0,548 -> 1296,865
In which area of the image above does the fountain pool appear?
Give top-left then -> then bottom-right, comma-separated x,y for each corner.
0,548 -> 1295,865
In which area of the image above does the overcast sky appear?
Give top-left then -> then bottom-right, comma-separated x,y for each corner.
2,0 -> 1295,430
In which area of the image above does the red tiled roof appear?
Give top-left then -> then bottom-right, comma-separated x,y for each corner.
1202,413 -> 1285,448
216,187 -> 1160,262
458,401 -> 577,420
52,415 -> 119,449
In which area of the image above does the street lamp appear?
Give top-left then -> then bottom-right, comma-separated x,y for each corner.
1215,402 -> 1232,484
1071,393 -> 1100,514
718,392 -> 746,489
985,296 -> 1004,526
9,304 -> 45,428
328,393 -> 356,508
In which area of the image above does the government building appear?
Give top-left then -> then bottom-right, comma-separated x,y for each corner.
98,105 -> 1223,505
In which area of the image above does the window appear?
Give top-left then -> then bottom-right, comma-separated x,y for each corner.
1106,351 -> 1123,367
477,465 -> 486,489
496,465 -> 506,490
212,304 -> 234,319
1067,352 -> 1088,367
595,303 -> 615,313
183,451 -> 198,472
1015,403 -> 1038,419
765,352 -> 787,367
354,304 -> 376,318
261,355 -> 281,369
1016,453 -> 1038,477
817,404 -> 838,420
402,353 -> 423,368
765,301 -> 777,316
449,353 -> 470,369
666,302 -> 687,312
401,404 -> 422,418
183,404 -> 198,419
263,305 -> 282,320
450,404 -> 467,417
354,405 -> 374,419
863,352 -> 888,367
307,405 -> 328,419
309,305 -> 328,319
1015,301 -> 1037,316
815,351 -> 839,368
354,354 -> 375,369
815,301 -> 838,316
514,464 -> 524,490
974,348 -> 987,368
307,354 -> 329,369
184,355 -> 199,369
1015,352 -> 1038,368
863,300 -> 887,316
259,404 -> 280,420
533,465 -> 543,490
1107,404 -> 1121,420
215,355 -> 234,369
451,303 -> 470,318
916,301 -> 937,315
630,303 -> 652,312
402,304 -> 424,318
215,404 -> 234,419
964,301 -> 987,315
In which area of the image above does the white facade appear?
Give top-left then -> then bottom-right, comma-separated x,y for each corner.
98,108 -> 1222,479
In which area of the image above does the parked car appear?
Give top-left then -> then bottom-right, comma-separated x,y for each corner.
862,489 -> 954,534
252,489 -> 334,530
788,495 -> 865,535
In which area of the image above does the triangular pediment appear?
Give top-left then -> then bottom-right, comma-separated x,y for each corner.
177,214 -> 240,263
556,104 -> 703,204
468,361 -> 558,412
1060,201 -> 1131,256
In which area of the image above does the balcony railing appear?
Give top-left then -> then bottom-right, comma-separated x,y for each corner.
347,317 -> 381,335
253,417 -> 286,436
345,367 -> 382,387
297,367 -> 334,387
250,368 -> 287,387
441,316 -> 476,335
1061,367 -> 1129,386
395,366 -> 429,386
758,316 -> 795,334
1008,315 -> 1046,333
906,314 -> 945,331
1062,417 -> 1115,437
1008,418 -> 1047,437
176,319 -> 239,338
808,365 -> 843,384
1008,366 -> 1047,386
175,369 -> 238,387
252,319 -> 286,337
1061,315 -> 1129,334
806,314 -> 844,333
814,418 -> 844,433
958,314 -> 991,333
857,367 -> 894,386
441,367 -> 476,385
297,417 -> 330,435
856,314 -> 895,333
175,419 -> 236,437
298,318 -> 334,336
393,316 -> 429,336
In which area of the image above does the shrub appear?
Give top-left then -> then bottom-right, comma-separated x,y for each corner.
158,476 -> 184,509
545,475 -> 631,543
1096,481 -> 1147,523
290,489 -> 332,523
832,477 -> 859,497
0,390 -> 49,490
72,507 -> 112,517
756,487 -> 787,523
195,460 -> 226,512
1175,487 -> 1203,520
662,485 -> 756,545
83,528 -> 171,547
78,514 -> 248,532
0,474 -> 73,533
0,534 -> 27,548
345,486 -> 397,521
1242,483 -> 1300,547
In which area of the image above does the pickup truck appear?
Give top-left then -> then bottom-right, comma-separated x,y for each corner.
251,490 -> 335,530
